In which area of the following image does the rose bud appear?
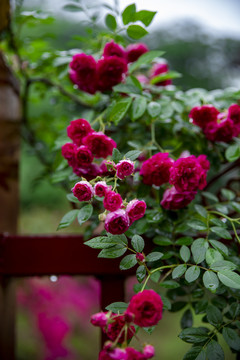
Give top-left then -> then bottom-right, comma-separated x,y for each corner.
96,56 -> 128,92
83,132 -> 117,159
103,190 -> 123,212
127,289 -> 163,327
61,143 -> 77,167
67,118 -> 93,146
143,345 -> 155,359
69,53 -> 97,94
103,40 -> 126,60
75,145 -> 93,167
136,252 -> 145,263
126,43 -> 149,63
126,199 -> 146,223
116,159 -> 135,180
72,181 -> 94,202
161,187 -> 197,210
90,312 -> 108,327
104,209 -> 130,235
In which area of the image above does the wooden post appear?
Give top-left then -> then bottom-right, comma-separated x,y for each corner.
0,45 -> 21,360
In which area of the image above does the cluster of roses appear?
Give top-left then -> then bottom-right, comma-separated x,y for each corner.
62,118 -> 117,180
72,179 -> 146,235
90,289 -> 163,360
69,40 -> 171,94
189,103 -> 240,142
140,152 -> 210,210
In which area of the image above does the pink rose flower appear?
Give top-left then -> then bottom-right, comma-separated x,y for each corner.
83,132 -> 117,158
73,163 -> 101,181
103,40 -> 126,59
61,143 -> 77,167
127,289 -> 163,327
103,190 -> 123,211
75,145 -> 93,167
189,105 -> 219,129
94,181 -> 111,197
90,312 -> 108,327
161,186 -> 196,210
104,209 -> 130,235
169,155 -> 208,192
72,181 -> 94,202
228,103 -> 240,132
100,160 -> 117,177
140,152 -> 174,187
150,63 -> 172,86
125,347 -> 146,360
143,345 -> 155,359
69,53 -> 97,94
197,154 -> 210,171
97,56 -> 128,91
99,347 -> 127,360
204,117 -> 237,142
104,314 -> 135,344
67,118 -> 92,146
126,43 -> 149,63
116,159 -> 135,180
126,199 -> 146,223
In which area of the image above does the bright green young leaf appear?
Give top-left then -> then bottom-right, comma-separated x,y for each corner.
218,270 -> 240,289
180,245 -> 190,263
107,97 -> 132,124
150,71 -> 182,85
112,148 -> 122,163
131,234 -> 145,252
105,14 -> 117,31
172,264 -> 187,279
57,209 -> 79,230
120,254 -> 137,270
203,271 -> 219,291
134,10 -> 157,26
77,204 -> 93,225
225,143 -> 240,162
122,3 -> 136,25
185,266 -> 200,283
127,24 -> 148,39
131,96 -> 147,120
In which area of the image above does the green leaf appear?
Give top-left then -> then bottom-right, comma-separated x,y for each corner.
210,227 -> 232,240
147,101 -> 161,117
222,327 -> 240,351
131,96 -> 147,120
175,237 -> 193,246
159,280 -> 180,289
66,193 -> 80,204
191,238 -> 208,264
85,234 -> 127,249
206,305 -> 223,326
145,252 -> 163,262
153,235 -> 172,246
206,340 -> 224,360
150,71 -> 182,84
194,205 -> 208,218
136,265 -> 146,283
161,294 -> 172,310
105,302 -> 128,313
57,209 -> 79,230
127,24 -> 148,39
229,303 -> 240,319
185,266 -> 201,283
203,271 -> 219,291
77,204 -> 93,225
181,309 -> 193,329
209,240 -> 228,256
232,201 -> 240,213
194,299 -> 208,314
179,327 -> 209,343
120,254 -> 137,270
187,220 -> 208,231
202,191 -> 218,203
98,245 -> 127,258
210,260 -> 237,271
225,143 -> 240,162
122,3 -> 136,25
107,97 -> 132,124
112,148 -> 122,163
221,188 -> 235,200
150,271 -> 160,283
172,264 -> 187,279
113,82 -> 141,94
218,270 -> 240,289
183,346 -> 206,360
131,234 -> 145,252
105,14 -> 117,31
108,234 -> 128,245
134,10 -> 156,26
129,50 -> 164,73
63,4 -> 83,12
205,248 -> 223,266
180,245 -> 190,263
124,150 -> 142,161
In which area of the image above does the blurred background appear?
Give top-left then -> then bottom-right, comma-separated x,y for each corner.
12,0 -> 240,359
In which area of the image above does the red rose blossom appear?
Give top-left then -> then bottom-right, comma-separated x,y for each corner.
69,53 -> 97,94
103,40 -> 126,60
72,181 -> 93,202
228,103 -> 240,131
75,145 -> 93,167
169,155 -> 208,192
94,181 -> 111,197
103,190 -> 123,212
104,210 -> 130,235
125,347 -> 146,360
161,186 -> 197,210
83,132 -> 117,158
61,143 -> 77,167
189,105 -> 219,129
204,117 -> 236,142
126,43 -> 149,63
150,63 -> 172,86
96,56 -> 128,91
126,289 -> 163,327
116,159 -> 135,180
100,160 -> 117,177
126,199 -> 146,223
73,163 -> 101,181
67,118 -> 92,146
104,314 -> 135,344
140,152 -> 173,187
